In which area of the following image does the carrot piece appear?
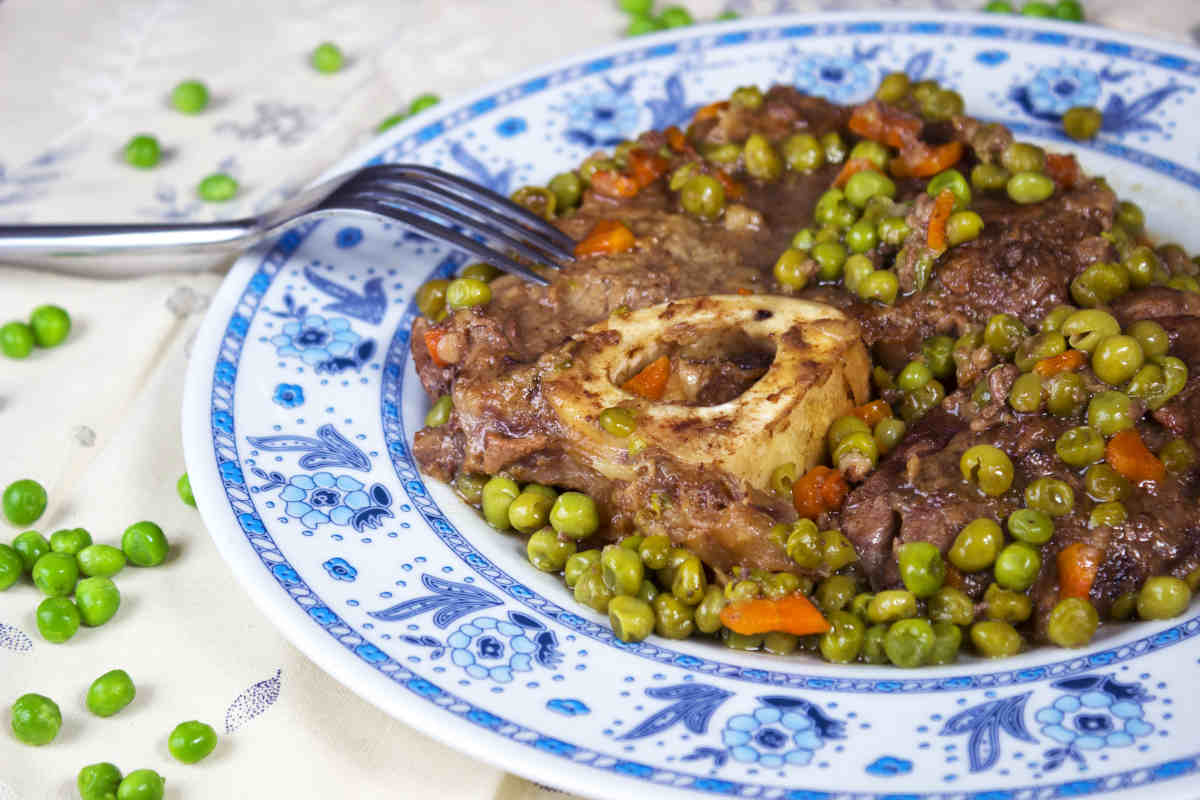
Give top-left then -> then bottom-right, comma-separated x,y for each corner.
833,158 -> 880,189
1057,542 -> 1103,600
847,101 -> 922,148
1034,349 -> 1086,378
574,219 -> 636,258
792,465 -> 849,519
1106,429 -> 1166,484
590,170 -> 641,199
736,287 -> 753,296
714,169 -> 745,201
719,593 -> 831,636
424,328 -> 448,368
851,399 -> 892,428
665,125 -> 688,153
890,140 -> 964,179
1045,152 -> 1080,191
622,355 -> 671,401
927,188 -> 956,253
693,100 -> 728,123
628,149 -> 670,189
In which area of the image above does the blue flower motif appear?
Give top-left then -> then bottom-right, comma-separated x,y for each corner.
1026,66 -> 1101,116
1034,689 -> 1154,752
278,471 -> 370,528
865,756 -> 913,777
721,704 -> 826,768
546,698 -> 590,716
272,383 -> 305,408
564,79 -> 640,148
446,614 -> 550,684
270,314 -> 362,366
322,557 -> 357,582
495,116 -> 527,137
793,54 -> 874,103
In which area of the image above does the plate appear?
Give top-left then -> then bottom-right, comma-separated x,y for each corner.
182,12 -> 1200,799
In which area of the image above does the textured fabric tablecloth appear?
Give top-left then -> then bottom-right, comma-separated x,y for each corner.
1,1 -> 1196,798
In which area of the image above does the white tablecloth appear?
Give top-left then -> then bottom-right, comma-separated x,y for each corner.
1,2 -> 1196,798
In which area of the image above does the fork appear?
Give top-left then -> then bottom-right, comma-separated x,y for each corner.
0,165 -> 575,284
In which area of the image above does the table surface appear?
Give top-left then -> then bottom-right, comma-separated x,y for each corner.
1,1 -> 1196,798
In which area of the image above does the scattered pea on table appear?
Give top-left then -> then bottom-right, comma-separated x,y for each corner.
76,576 -> 121,626
121,521 -> 169,567
3,478 -> 48,526
36,596 -> 81,643
123,135 -> 161,169
29,305 -> 71,347
171,79 -> 210,113
9,692 -> 61,746
78,763 -> 124,800
310,42 -> 345,73
177,473 -> 196,507
116,769 -> 166,800
197,173 -> 239,203
87,669 -> 137,717
0,320 -> 36,358
168,719 -> 219,763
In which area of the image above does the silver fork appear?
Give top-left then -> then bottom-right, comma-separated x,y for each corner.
0,165 -> 575,284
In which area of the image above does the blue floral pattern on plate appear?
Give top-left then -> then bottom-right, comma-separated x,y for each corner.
185,13 -> 1200,800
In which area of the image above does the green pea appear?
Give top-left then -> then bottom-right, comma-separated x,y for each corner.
653,593 -> 695,639
927,169 -> 971,211
729,85 -> 764,109
171,471 -> 196,509
922,89 -> 964,122
1110,591 -> 1138,620
635,535 -> 669,570
929,586 -> 975,626
1006,171 -> 1055,205
424,395 -> 453,428
1154,356 -> 1189,408
1091,335 -> 1144,386
694,585 -> 728,634
726,578 -> 761,603
774,248 -> 814,289
816,610 -> 864,663
1087,390 -> 1134,436
1084,464 -> 1131,503
859,270 -> 900,305
600,544 -> 644,597
78,763 -> 124,800
984,313 -> 1029,357
574,566 -> 614,613
994,541 -> 1041,592
1045,371 -> 1088,417
1005,508 -> 1054,546
742,133 -> 783,181
1058,105 -> 1102,140
309,41 -> 344,72
833,432 -> 879,476
867,589 -> 918,623
670,556 -> 707,606
446,277 -> 492,310
897,361 -> 933,392
764,464 -> 796,501
657,5 -> 694,26
75,576 -> 120,627
971,163 -> 1010,192
898,541 -> 946,598
782,133 -> 824,172
31,552 -> 77,597
820,131 -> 846,164
87,669 -> 136,717
915,337 -> 952,383
827,415 -> 868,449
876,215 -> 911,246
856,623 -> 886,664
755,631 -> 793,655
791,228 -> 816,251
680,174 -> 725,220
36,596 -> 80,643
415,279 -> 450,319
197,172 -> 238,202
1054,0 -> 1085,20
785,520 -> 823,569
874,417 -> 907,455
873,70 -> 910,103
1044,600 -> 1098,653
945,211 -> 984,246
1119,246 -> 1158,289
0,543 -> 20,590
522,528 -> 573,573
815,574 -> 857,614
1008,372 -> 1043,413
960,444 -> 1015,497
1071,261 -> 1131,308
1089,501 -> 1127,529
604,595 -> 654,643
459,262 -> 501,284
1116,200 -> 1145,232
844,219 -> 877,254
123,134 -> 161,168
884,618 -> 935,668
1167,275 -> 1200,294
1001,141 -> 1045,173
25,305 -> 70,351
564,550 -> 600,588
117,769 -> 165,800
723,630 -> 764,651
170,78 -> 209,113
506,491 -> 551,534
121,521 -> 168,566
822,529 -> 859,570
1123,320 -> 1168,361
168,719 -> 219,764
46,528 -> 89,558
929,620 -> 964,666
481,476 -> 519,529
77,544 -> 126,579
1024,477 -> 1075,517
9,693 -> 61,746
637,579 -> 658,604
970,620 -> 1023,658
1015,330 -> 1067,372
1055,426 -> 1105,468
813,188 -> 845,227
546,172 -> 583,213
810,242 -> 847,284
949,518 -> 1003,572
841,254 -> 873,293
899,378 -> 945,422
0,320 -> 35,358
911,79 -> 939,105
4,479 -> 47,526
549,492 -> 600,540
844,170 -> 896,209
1161,439 -> 1197,474
1137,576 -> 1191,620
983,583 -> 1033,623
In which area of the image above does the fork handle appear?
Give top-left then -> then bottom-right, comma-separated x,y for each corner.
0,220 -> 256,276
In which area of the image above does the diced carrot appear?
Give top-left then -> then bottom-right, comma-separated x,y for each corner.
833,158 -> 881,189
890,140 -> 964,179
792,465 -> 849,519
622,355 -> 670,401
851,399 -> 893,428
627,149 -> 670,189
665,125 -> 688,153
424,329 -> 448,369
1045,153 -> 1080,191
719,592 -> 831,636
575,219 -> 636,258
714,169 -> 745,201
1034,349 -> 1086,378
927,188 -> 956,253
1106,429 -> 1166,484
736,287 -> 753,296
590,170 -> 640,199
847,101 -> 923,148
693,100 -> 728,123
1058,542 -> 1103,600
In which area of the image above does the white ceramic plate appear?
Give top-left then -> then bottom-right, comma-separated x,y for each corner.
183,12 -> 1200,799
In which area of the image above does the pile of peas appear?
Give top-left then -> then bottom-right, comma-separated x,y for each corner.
1,304 -> 71,359
982,0 -> 1085,21
616,1 -> 738,37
